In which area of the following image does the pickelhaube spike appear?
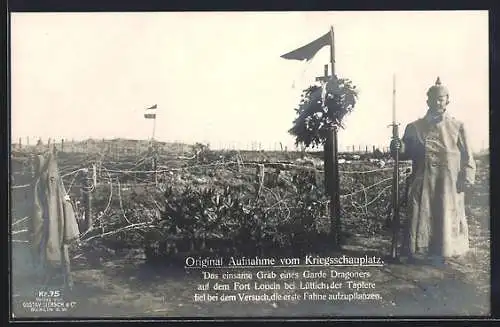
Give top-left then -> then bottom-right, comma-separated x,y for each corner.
427,76 -> 448,98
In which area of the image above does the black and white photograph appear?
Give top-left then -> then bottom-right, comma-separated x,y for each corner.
9,10 -> 490,319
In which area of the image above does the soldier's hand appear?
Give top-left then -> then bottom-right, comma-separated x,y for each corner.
457,179 -> 474,193
390,138 -> 403,156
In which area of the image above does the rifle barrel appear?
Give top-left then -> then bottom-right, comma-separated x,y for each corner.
390,73 -> 400,260
392,74 -> 396,123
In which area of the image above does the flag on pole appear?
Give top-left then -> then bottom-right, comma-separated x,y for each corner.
280,32 -> 330,61
144,104 -> 157,119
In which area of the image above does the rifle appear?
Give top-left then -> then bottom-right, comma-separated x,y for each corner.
390,74 -> 400,261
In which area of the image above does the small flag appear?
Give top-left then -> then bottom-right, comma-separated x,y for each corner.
280,32 -> 330,62
144,104 -> 157,119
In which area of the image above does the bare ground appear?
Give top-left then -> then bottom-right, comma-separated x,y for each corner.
11,157 -> 490,319
12,221 -> 489,318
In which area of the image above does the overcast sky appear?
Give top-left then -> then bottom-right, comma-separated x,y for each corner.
10,11 -> 489,152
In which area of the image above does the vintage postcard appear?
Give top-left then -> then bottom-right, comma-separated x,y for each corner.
9,10 -> 490,319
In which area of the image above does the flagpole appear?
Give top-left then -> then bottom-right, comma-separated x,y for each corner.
330,26 -> 335,75
150,107 -> 158,186
327,25 -> 341,249
152,116 -> 157,142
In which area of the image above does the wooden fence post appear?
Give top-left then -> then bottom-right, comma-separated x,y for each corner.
30,156 -> 35,178
236,153 -> 242,172
92,164 -> 97,190
82,167 -> 93,232
152,148 -> 158,186
255,164 -> 265,198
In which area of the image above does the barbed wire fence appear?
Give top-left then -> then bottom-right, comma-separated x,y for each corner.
10,144 -> 412,255
11,137 -> 397,156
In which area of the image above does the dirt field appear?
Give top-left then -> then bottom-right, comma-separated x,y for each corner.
10,152 -> 490,319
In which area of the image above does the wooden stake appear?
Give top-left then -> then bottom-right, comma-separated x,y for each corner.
329,26 -> 341,249
153,150 -> 158,186
83,168 -> 93,233
92,164 -> 97,189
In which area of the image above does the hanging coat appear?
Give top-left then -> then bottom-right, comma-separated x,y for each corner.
30,151 -> 80,268
400,111 -> 476,258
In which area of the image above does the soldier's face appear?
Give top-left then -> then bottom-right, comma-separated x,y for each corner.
428,95 -> 448,113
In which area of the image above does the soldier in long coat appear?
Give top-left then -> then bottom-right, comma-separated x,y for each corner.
391,77 -> 476,263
